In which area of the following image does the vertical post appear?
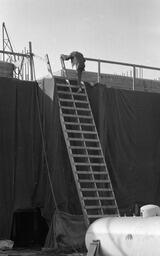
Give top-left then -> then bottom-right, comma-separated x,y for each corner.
21,50 -> 24,80
18,55 -> 20,79
27,55 -> 29,80
98,60 -> 101,83
60,56 -> 69,81
2,22 -> 5,61
133,65 -> 136,90
46,54 -> 54,77
29,41 -> 34,81
24,47 -> 27,80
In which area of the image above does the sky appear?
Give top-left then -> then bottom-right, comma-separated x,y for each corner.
0,0 -> 160,79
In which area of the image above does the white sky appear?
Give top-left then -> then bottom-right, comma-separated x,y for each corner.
0,0 -> 160,79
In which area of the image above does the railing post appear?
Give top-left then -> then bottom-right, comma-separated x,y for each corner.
2,23 -> 5,61
98,60 -> 101,83
133,65 -> 136,90
29,41 -> 34,81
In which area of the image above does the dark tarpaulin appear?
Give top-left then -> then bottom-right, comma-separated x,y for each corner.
41,79 -> 160,215
86,84 -> 160,213
1,76 -> 160,239
39,78 -> 160,221
0,77 -> 42,238
45,211 -> 86,250
0,78 -> 16,238
30,78 -> 160,220
37,78 -> 82,223
14,82 -> 39,209
40,79 -> 160,248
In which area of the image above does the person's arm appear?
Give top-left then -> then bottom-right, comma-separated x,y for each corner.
60,54 -> 71,60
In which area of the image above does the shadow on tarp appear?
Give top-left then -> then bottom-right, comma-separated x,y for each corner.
44,211 -> 86,253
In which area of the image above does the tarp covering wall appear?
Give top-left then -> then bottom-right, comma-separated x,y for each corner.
1,76 -> 160,239
0,77 -> 42,238
40,78 -> 160,218
87,84 -> 160,214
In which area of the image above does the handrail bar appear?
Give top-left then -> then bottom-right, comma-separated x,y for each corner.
85,57 -> 160,71
85,57 -> 160,90
0,50 -> 30,58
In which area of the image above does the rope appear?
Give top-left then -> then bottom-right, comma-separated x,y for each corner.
32,60 -> 58,211
33,53 -> 47,63
33,56 -> 86,253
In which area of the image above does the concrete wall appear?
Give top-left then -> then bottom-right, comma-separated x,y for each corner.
54,69 -> 160,93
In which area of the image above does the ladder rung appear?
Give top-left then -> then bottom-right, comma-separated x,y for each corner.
77,171 -> 107,174
57,83 -> 78,88
84,197 -> 114,200
75,163 -> 105,166
63,114 -> 92,119
70,146 -> 101,150
79,179 -> 109,183
74,99 -> 89,104
81,188 -> 111,192
85,205 -> 117,209
57,83 -> 86,90
72,154 -> 103,158
62,106 -> 90,111
65,122 -> 95,127
68,138 -> 84,141
69,138 -> 99,142
66,129 -> 97,134
59,99 -> 89,104
58,91 -> 86,96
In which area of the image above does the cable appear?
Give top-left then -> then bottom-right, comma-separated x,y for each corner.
33,60 -> 58,210
33,53 -> 47,63
33,57 -> 85,253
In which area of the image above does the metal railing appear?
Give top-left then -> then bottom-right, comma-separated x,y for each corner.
0,42 -> 34,81
85,57 -> 160,90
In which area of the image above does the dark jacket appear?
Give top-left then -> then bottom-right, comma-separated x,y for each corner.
65,51 -> 85,70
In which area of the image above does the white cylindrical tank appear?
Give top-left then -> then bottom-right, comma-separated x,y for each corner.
85,216 -> 160,256
140,204 -> 160,217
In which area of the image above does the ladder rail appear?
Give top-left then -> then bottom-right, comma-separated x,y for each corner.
59,105 -> 90,227
62,80 -> 119,216
57,58 -> 119,225
59,59 -> 104,224
59,59 -> 93,226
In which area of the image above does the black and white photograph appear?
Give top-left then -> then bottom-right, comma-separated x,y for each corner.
0,1 -> 160,256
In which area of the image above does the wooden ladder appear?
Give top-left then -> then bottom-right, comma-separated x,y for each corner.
56,59 -> 119,227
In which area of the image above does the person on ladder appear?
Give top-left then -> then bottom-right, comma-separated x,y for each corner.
61,51 -> 86,93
